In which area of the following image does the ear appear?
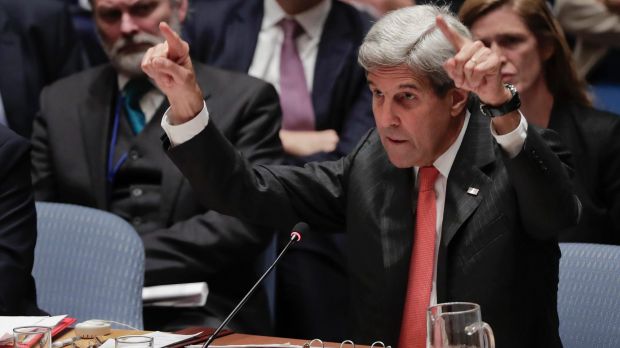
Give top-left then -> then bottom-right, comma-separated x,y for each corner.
449,88 -> 469,117
177,0 -> 189,23
540,40 -> 554,62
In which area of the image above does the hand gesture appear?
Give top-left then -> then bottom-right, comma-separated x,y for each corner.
436,15 -> 511,106
141,22 -> 204,124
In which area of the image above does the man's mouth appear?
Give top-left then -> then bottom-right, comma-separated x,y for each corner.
118,42 -> 151,54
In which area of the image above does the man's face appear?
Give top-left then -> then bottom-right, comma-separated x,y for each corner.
470,5 -> 551,97
93,0 -> 187,76
368,65 -> 465,168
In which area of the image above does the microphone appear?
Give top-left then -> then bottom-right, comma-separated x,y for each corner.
201,222 -> 308,348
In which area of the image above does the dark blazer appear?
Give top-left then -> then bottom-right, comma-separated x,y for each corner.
165,107 -> 579,348
549,102 -> 620,244
0,125 -> 43,315
184,0 -> 375,161
0,0 -> 83,138
31,63 -> 283,334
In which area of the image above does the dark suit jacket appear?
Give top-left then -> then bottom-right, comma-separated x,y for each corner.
0,125 -> 43,315
549,102 -> 620,244
184,0 -> 375,162
166,106 -> 579,347
0,0 -> 83,138
31,63 -> 283,334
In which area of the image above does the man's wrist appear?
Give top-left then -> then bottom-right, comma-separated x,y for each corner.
483,85 -> 513,107
479,83 -> 521,118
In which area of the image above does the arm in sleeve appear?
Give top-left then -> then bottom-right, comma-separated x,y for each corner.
31,88 -> 58,202
148,82 -> 284,280
503,125 -> 581,240
600,118 -> 620,243
0,128 -> 43,315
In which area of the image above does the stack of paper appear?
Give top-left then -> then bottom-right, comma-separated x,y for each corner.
142,282 -> 208,307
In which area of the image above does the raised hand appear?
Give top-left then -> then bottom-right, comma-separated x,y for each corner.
142,22 -> 204,124
436,15 -> 511,106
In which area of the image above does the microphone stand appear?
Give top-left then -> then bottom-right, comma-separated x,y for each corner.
201,228 -> 304,348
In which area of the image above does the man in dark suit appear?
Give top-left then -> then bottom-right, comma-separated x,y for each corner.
144,5 -> 580,347
0,0 -> 83,138
0,125 -> 44,315
184,1 -> 375,337
31,0 -> 282,334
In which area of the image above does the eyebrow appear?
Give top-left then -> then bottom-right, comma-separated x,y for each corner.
367,81 -> 420,90
398,83 -> 419,90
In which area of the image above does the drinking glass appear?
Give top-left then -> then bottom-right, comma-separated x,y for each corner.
13,326 -> 52,348
427,302 -> 495,348
115,335 -> 154,348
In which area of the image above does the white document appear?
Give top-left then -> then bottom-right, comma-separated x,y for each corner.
98,331 -> 201,348
142,282 -> 208,307
0,315 -> 67,343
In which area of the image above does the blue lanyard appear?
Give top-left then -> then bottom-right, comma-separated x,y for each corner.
107,96 -> 128,183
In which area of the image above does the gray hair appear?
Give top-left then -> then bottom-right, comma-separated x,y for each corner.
358,5 -> 472,96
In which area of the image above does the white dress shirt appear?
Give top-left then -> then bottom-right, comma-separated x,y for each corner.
118,75 -> 164,123
248,0 -> 332,92
0,93 -> 8,127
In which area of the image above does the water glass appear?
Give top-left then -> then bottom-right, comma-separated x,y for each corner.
115,336 -> 154,348
13,326 -> 52,348
427,302 -> 495,348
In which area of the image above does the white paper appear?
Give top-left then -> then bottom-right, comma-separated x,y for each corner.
0,315 -> 67,343
99,331 -> 201,348
142,282 -> 208,307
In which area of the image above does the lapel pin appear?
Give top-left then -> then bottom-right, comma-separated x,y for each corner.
467,187 -> 479,196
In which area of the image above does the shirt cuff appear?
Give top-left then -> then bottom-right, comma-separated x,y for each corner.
490,112 -> 528,159
161,101 -> 209,147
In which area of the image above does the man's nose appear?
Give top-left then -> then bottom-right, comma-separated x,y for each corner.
376,100 -> 399,128
120,12 -> 139,36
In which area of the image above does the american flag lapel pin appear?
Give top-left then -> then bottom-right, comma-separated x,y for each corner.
467,187 -> 479,196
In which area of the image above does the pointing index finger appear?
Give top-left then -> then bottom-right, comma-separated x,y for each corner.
436,15 -> 469,51
159,21 -> 185,63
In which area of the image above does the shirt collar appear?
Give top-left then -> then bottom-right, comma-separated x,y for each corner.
263,0 -> 332,40
118,74 -> 130,91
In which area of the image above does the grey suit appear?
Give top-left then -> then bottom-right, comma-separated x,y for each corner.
31,63 -> 283,333
165,104 -> 578,347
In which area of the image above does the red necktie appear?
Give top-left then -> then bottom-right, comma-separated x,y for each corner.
399,166 -> 440,348
278,18 -> 315,131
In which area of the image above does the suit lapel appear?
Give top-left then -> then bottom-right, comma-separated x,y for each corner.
367,150 -> 414,327
382,169 -> 415,329
0,11 -> 27,134
312,4 -> 353,126
437,108 -> 496,300
212,0 -> 262,72
79,66 -> 117,209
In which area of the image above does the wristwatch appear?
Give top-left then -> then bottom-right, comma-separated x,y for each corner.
479,83 -> 521,117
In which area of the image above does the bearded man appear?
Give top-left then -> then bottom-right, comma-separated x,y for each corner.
31,0 -> 283,333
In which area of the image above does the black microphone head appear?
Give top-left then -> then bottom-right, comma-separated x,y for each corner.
290,222 -> 309,242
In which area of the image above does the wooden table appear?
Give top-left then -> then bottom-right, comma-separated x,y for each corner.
56,330 -> 364,348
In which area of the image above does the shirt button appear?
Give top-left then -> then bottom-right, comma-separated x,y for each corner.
132,217 -> 142,226
129,150 -> 140,161
132,188 -> 143,197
